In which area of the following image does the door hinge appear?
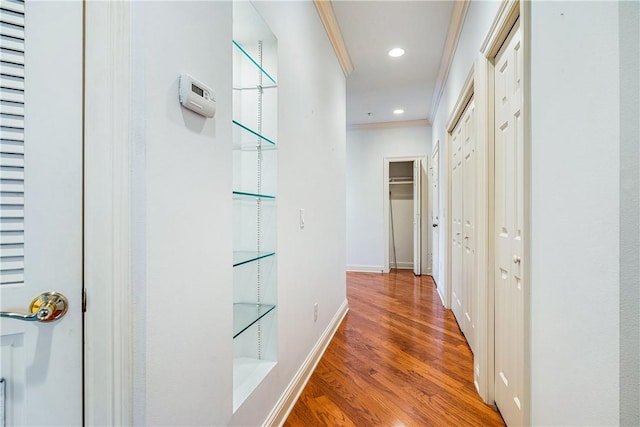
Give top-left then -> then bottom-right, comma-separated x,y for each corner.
82,288 -> 87,313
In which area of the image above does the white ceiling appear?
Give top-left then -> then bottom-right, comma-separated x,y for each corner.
331,1 -> 455,126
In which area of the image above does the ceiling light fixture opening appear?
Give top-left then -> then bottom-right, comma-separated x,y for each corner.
388,47 -> 405,58
393,109 -> 405,115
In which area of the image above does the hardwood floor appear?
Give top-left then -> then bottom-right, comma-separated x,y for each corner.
284,270 -> 505,427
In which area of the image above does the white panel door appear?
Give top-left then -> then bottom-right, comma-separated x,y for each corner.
462,99 -> 476,354
0,1 -> 83,425
450,125 -> 463,322
450,97 -> 476,351
413,159 -> 421,275
494,19 -> 524,427
430,146 -> 439,282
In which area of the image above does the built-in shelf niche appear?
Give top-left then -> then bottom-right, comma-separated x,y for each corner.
232,0 -> 278,412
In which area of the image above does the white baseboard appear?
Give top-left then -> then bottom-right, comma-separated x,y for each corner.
346,265 -> 383,273
390,261 -> 413,269
263,300 -> 349,427
437,285 -> 446,308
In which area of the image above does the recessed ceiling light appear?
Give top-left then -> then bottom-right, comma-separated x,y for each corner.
388,47 -> 405,58
393,109 -> 405,115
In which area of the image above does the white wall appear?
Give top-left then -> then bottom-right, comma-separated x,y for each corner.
131,2 -> 234,425
619,1 -> 640,424
129,2 -> 346,426
430,0 -> 501,291
432,0 -> 628,424
529,2 -> 620,424
346,125 -> 431,272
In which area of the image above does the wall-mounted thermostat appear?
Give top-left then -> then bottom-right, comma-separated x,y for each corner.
179,74 -> 216,118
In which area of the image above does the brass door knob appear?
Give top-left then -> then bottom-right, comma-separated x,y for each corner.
0,292 -> 69,322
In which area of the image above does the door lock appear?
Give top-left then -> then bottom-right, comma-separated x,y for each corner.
0,292 -> 68,322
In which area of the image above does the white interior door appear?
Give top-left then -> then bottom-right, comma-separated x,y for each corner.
494,19 -> 524,427
462,99 -> 476,354
412,159 -> 421,275
0,1 -> 83,425
450,126 -> 463,322
450,97 -> 476,349
430,146 -> 439,283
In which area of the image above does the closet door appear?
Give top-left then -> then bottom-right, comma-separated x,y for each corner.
450,124 -> 463,323
462,100 -> 476,353
494,19 -> 524,427
450,97 -> 476,351
431,146 -> 439,282
0,2 -> 83,424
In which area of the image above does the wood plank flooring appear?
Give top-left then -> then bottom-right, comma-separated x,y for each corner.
284,270 -> 505,426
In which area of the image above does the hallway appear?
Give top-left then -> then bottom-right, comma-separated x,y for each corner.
285,270 -> 504,426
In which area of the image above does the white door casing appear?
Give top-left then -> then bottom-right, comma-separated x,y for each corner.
0,1 -> 83,425
493,18 -> 524,426
413,159 -> 421,276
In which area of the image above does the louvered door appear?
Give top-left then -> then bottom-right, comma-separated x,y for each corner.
0,1 -> 83,424
1,0 -> 25,286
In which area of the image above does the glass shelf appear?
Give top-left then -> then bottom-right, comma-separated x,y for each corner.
233,122 -> 277,195
233,84 -> 277,91
233,191 -> 275,200
233,120 -> 276,146
233,250 -> 276,267
233,303 -> 276,339
233,40 -> 276,84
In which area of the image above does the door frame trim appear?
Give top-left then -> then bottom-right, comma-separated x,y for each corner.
84,2 -> 134,425
474,0 -> 529,419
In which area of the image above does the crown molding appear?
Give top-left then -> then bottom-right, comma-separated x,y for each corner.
313,0 -> 354,76
427,0 -> 470,123
446,66 -> 474,133
348,119 -> 430,131
480,0 -> 519,58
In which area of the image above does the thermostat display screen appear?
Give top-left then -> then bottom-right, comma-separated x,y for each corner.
192,84 -> 204,97
180,74 -> 216,118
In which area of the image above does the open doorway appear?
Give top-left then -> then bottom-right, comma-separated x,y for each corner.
389,161 -> 414,270
383,157 -> 429,275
